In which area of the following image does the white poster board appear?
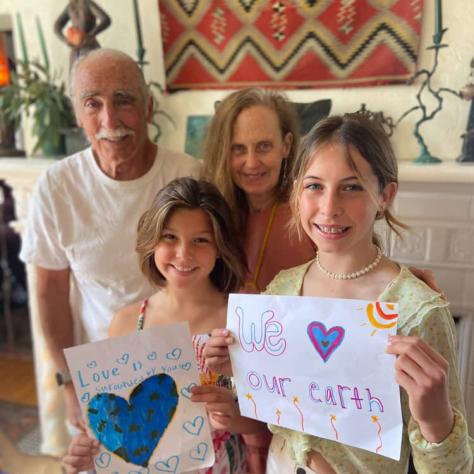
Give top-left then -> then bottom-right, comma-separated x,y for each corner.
65,323 -> 214,473
228,294 -> 402,460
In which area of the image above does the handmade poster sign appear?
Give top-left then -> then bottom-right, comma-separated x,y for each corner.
64,323 -> 214,473
228,294 -> 403,460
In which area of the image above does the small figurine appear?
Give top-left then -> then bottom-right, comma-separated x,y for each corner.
54,0 -> 111,69
458,57 -> 474,163
354,103 -> 395,137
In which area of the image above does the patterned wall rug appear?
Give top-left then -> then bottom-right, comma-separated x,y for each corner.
159,0 -> 424,90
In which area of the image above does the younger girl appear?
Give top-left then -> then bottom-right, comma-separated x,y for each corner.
63,177 -> 262,474
205,114 -> 473,473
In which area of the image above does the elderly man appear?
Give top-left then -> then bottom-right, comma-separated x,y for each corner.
20,49 -> 200,434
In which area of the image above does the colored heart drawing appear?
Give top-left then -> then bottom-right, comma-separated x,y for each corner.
94,451 -> 111,468
155,455 -> 180,473
116,352 -> 129,364
166,348 -> 182,360
183,415 -> 204,436
307,321 -> 345,362
190,442 -> 208,461
88,374 -> 179,467
180,383 -> 196,400
80,392 -> 90,403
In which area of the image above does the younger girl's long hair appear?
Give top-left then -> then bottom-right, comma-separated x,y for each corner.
136,177 -> 247,293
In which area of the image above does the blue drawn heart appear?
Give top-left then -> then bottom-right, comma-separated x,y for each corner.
81,392 -> 90,403
189,442 -> 208,461
116,353 -> 130,364
181,362 -> 192,371
307,321 -> 345,362
95,451 -> 111,468
166,348 -> 182,360
88,374 -> 179,467
180,383 -> 196,400
147,351 -> 157,360
87,360 -> 97,368
183,415 -> 204,436
155,455 -> 180,473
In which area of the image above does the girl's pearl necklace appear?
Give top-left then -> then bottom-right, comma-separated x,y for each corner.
315,245 -> 383,280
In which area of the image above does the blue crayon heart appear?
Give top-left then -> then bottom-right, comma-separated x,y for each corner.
180,383 -> 196,400
183,415 -> 204,436
189,442 -> 208,461
166,348 -> 182,360
95,451 -> 111,468
88,374 -> 179,468
116,353 -> 130,364
147,351 -> 157,360
155,455 -> 180,473
80,392 -> 90,403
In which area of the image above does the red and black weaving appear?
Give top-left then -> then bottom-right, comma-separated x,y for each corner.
159,0 -> 424,91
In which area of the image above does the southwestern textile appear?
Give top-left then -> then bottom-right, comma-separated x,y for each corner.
159,0 -> 424,91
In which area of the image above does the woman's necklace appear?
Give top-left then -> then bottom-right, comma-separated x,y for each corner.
315,245 -> 383,280
244,202 -> 278,292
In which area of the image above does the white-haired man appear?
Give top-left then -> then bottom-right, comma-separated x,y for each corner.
20,49 -> 200,432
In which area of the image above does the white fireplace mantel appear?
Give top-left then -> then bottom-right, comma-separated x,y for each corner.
2,157 -> 474,455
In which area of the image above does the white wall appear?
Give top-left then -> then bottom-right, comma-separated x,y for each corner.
2,0 -> 474,161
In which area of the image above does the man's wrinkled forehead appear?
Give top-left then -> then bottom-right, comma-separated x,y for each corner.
71,56 -> 145,100
78,88 -> 138,102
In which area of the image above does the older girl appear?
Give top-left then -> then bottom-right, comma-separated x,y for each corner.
207,114 -> 473,473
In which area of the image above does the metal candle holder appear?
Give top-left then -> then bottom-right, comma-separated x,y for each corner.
397,28 -> 459,164
133,0 -> 148,69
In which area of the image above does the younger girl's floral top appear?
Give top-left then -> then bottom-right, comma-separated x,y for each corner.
264,263 -> 473,474
192,334 -> 246,474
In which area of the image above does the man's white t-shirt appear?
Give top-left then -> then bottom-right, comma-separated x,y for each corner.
20,146 -> 201,341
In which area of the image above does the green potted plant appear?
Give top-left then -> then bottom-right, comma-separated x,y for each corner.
0,60 -> 75,156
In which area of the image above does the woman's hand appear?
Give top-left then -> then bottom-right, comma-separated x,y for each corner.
409,267 -> 446,298
62,433 -> 100,474
203,328 -> 235,376
386,335 -> 454,442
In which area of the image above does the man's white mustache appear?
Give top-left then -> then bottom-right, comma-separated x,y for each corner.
95,127 -> 135,140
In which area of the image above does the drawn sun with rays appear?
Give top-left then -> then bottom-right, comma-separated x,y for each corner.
360,302 -> 398,336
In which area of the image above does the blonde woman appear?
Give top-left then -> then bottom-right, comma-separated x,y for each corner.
202,88 -> 316,472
